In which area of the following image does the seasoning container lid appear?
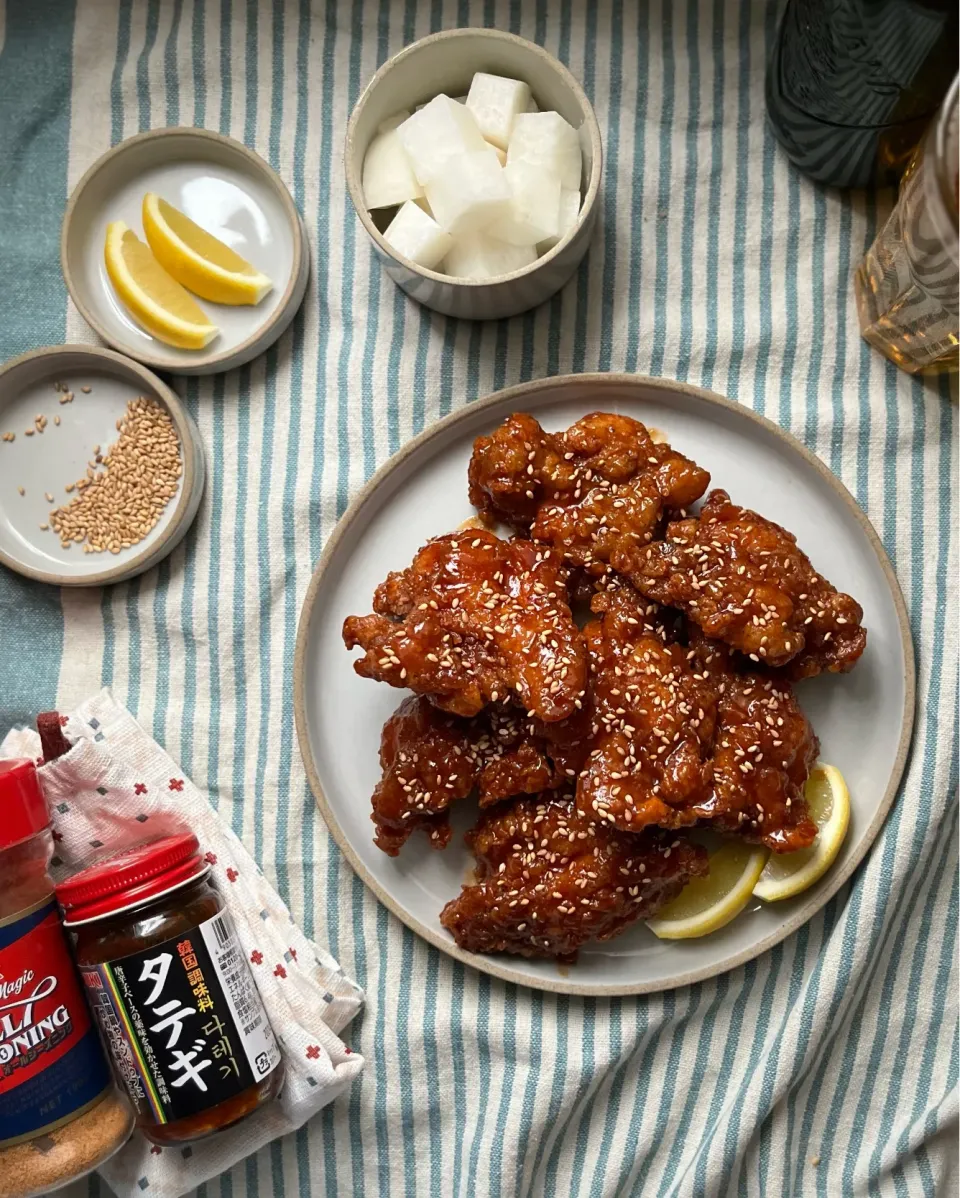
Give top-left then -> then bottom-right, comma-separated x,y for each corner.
57,833 -> 204,924
0,757 -> 50,850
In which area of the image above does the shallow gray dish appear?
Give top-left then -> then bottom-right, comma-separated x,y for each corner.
0,345 -> 205,586
345,29 -> 603,321
294,373 -> 915,996
62,128 -> 309,375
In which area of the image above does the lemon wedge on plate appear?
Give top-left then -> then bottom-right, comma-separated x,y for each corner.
646,840 -> 769,940
142,193 -> 273,305
753,764 -> 850,902
104,222 -> 219,350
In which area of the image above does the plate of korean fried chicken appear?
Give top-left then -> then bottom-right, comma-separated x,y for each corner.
295,374 -> 913,995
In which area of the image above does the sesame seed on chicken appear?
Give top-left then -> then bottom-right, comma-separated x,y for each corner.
343,528 -> 588,723
615,489 -> 866,679
686,635 -> 820,854
573,585 -> 718,834
440,793 -> 708,961
370,697 -> 564,855
467,411 -> 710,590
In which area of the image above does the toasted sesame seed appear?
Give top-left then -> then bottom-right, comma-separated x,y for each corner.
48,396 -> 181,555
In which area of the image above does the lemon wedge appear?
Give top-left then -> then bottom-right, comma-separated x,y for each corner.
753,764 -> 850,902
142,193 -> 273,305
104,222 -> 219,350
646,840 -> 769,940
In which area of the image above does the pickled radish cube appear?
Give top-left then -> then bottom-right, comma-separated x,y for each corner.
382,201 -> 454,270
488,161 -> 561,246
363,128 -> 423,209
537,187 -> 581,252
507,111 -> 582,190
486,141 -> 508,166
466,72 -> 531,150
413,98 -> 464,111
423,148 -> 511,236
526,96 -> 539,113
396,95 -> 487,184
378,109 -> 411,134
442,232 -> 536,279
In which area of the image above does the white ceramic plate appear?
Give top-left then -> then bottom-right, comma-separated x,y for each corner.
61,128 -> 309,375
0,346 -> 204,586
294,375 -> 914,996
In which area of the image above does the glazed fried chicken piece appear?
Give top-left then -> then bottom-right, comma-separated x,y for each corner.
440,794 -> 708,960
689,636 -> 820,853
709,674 -> 820,852
372,697 -> 469,855
370,698 -> 558,855
343,529 -> 587,722
574,586 -> 718,833
616,489 -> 866,679
467,412 -> 710,584
479,706 -> 558,805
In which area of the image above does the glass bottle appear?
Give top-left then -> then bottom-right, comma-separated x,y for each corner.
855,75 -> 958,372
57,833 -> 284,1144
766,0 -> 958,189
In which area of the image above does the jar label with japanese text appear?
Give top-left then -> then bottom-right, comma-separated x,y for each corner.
0,897 -> 111,1146
79,909 -> 280,1125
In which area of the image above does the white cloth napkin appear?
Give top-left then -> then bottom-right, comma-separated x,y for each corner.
0,689 -> 364,1198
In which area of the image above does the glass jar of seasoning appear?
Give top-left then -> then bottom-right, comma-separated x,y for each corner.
56,834 -> 283,1145
0,759 -> 132,1198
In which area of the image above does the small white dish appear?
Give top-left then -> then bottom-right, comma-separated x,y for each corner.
345,29 -> 602,321
0,345 -> 204,586
62,128 -> 309,375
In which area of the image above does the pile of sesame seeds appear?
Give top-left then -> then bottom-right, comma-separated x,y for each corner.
48,396 -> 181,554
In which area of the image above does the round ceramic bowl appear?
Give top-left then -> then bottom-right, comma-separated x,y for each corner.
61,128 -> 309,375
345,29 -> 602,321
0,345 -> 205,586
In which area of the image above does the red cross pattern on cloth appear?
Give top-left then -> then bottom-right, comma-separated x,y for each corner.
134,782 -> 147,795
250,950 -> 263,965
274,964 -> 287,979
226,867 -> 238,882
306,1045 -> 320,1060
168,778 -> 184,791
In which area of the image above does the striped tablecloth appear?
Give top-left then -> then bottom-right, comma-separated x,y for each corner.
1,3 -> 957,1195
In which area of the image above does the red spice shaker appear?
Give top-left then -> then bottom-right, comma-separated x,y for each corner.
56,834 -> 284,1144
0,759 -> 131,1192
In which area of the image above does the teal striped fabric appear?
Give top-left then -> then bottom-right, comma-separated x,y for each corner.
1,2 -> 957,1195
